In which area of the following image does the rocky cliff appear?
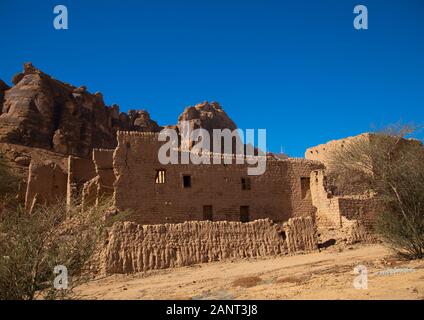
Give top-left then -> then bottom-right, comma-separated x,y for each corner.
0,80 -> 9,110
0,63 -> 162,158
0,64 -> 237,159
177,101 -> 237,133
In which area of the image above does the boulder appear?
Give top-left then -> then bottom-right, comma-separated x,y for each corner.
177,101 -> 240,153
177,101 -> 237,133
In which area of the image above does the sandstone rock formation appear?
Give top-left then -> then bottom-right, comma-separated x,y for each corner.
127,110 -> 162,132
0,63 -> 162,158
1,64 -> 241,160
0,79 -> 9,113
177,101 -> 237,133
177,101 -> 241,153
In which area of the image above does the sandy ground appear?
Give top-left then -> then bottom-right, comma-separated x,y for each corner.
75,244 -> 424,300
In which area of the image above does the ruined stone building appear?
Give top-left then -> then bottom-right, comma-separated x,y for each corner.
88,132 -> 324,225
0,64 -> 384,236
1,63 -> 405,273
22,131 -> 377,253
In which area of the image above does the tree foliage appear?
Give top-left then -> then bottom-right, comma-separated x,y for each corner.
0,197 -> 112,300
327,125 -> 424,259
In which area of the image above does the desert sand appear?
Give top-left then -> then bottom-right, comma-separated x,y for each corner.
75,244 -> 424,300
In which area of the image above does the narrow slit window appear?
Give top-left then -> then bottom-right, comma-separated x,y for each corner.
203,206 -> 213,221
241,177 -> 251,190
155,169 -> 166,184
300,177 -> 311,199
183,175 -> 191,188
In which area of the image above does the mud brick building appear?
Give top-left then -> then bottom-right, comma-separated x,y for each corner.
111,132 -> 324,225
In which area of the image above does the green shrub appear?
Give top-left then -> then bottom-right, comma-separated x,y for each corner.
328,125 -> 424,259
0,199 -> 113,300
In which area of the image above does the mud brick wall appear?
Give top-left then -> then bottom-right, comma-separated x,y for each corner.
283,216 -> 318,253
305,133 -> 372,167
67,156 -> 96,205
81,177 -> 97,208
82,149 -> 115,208
113,131 -> 323,225
338,197 -> 381,229
69,156 -> 96,182
286,159 -> 324,218
93,149 -> 115,200
310,170 -> 342,228
25,161 -> 67,210
310,169 -> 380,244
101,219 -> 288,274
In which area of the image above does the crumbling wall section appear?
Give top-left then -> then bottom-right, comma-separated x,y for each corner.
66,156 -> 96,206
81,176 -> 99,209
338,197 -> 381,229
81,149 -> 115,208
101,219 -> 285,274
305,134 -> 372,167
283,216 -> 318,253
310,170 -> 342,228
93,149 -> 115,200
310,169 -> 378,243
101,217 -> 318,274
25,160 -> 67,211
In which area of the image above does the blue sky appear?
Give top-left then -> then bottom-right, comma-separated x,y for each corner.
0,0 -> 423,156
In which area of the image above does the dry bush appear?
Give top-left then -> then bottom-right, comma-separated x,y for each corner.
0,198 -> 114,300
327,124 -> 424,259
0,157 -> 20,211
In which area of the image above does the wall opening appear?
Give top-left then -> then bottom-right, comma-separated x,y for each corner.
301,177 -> 311,199
241,177 -> 251,190
203,205 -> 213,221
240,206 -> 250,222
155,169 -> 166,184
183,175 -> 191,188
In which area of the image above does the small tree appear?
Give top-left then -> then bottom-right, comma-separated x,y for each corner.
0,199 -> 112,300
327,125 -> 424,259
